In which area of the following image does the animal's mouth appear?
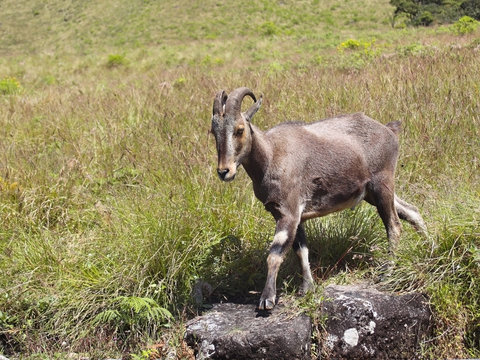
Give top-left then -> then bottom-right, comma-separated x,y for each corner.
220,172 -> 236,182
217,163 -> 238,182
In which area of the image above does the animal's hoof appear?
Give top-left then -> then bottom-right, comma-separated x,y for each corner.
299,281 -> 314,296
257,297 -> 276,311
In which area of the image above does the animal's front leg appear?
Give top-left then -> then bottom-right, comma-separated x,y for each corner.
258,215 -> 298,311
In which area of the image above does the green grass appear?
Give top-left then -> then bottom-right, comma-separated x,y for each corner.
1,0 -> 479,358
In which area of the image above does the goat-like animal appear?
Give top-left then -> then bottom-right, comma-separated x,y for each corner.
210,87 -> 426,310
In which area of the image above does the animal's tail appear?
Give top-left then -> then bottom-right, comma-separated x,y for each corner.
386,120 -> 401,136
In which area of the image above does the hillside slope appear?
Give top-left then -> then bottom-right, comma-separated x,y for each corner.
0,0 -> 479,358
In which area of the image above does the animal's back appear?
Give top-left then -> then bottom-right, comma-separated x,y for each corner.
267,113 -> 398,142
261,113 -> 401,198
302,113 -> 400,174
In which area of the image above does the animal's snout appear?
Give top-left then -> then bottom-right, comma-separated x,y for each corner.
217,168 -> 230,180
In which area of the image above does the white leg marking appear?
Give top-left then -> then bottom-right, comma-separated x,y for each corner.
273,230 -> 288,246
296,246 -> 314,282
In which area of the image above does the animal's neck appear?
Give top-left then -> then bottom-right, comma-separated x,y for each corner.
242,124 -> 271,184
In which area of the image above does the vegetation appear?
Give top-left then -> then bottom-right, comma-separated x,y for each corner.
390,0 -> 480,26
450,15 -> 480,34
0,77 -> 21,95
0,0 -> 479,358
106,54 -> 128,69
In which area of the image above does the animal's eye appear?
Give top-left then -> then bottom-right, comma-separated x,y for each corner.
235,127 -> 244,136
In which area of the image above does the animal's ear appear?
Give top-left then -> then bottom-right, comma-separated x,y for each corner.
244,95 -> 262,122
213,90 -> 228,116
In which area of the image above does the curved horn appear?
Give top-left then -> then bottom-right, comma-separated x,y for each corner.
244,95 -> 262,122
213,90 -> 228,116
225,87 -> 257,117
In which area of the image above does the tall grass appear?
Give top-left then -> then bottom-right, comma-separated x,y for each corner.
1,0 -> 479,358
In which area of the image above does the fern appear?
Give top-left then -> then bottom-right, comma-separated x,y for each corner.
92,309 -> 121,325
92,296 -> 173,333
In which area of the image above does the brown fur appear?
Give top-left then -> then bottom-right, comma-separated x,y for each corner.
211,87 -> 426,310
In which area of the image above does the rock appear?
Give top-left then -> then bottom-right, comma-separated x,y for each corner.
184,284 -> 434,360
185,302 -> 311,359
320,284 -> 433,360
0,355 -> 10,360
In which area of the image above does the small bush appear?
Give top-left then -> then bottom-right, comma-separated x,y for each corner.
259,21 -> 281,36
201,55 -> 225,67
0,176 -> 20,193
337,39 -> 379,69
0,77 -> 21,95
173,77 -> 186,88
338,39 -> 362,50
416,11 -> 434,26
338,39 -> 376,53
450,16 -> 479,35
461,0 -> 480,20
106,54 -> 128,68
397,43 -> 429,56
390,0 -> 479,25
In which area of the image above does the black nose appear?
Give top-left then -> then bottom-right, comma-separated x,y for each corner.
217,168 -> 229,180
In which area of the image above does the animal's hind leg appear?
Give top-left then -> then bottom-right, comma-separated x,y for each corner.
293,223 -> 314,295
368,175 -> 402,254
394,195 -> 427,236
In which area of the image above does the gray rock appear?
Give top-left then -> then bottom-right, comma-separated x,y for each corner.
185,302 -> 311,360
320,284 -> 433,360
0,355 -> 10,360
184,284 -> 434,360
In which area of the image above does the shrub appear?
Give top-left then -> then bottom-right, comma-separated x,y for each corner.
460,0 -> 480,20
338,39 -> 362,50
337,39 -> 379,70
397,43 -> 429,56
450,15 -> 480,34
416,10 -> 434,26
0,77 -> 21,95
338,39 -> 376,53
106,54 -> 128,68
173,77 -> 186,88
391,0 -> 420,21
390,0 -> 480,25
259,21 -> 281,36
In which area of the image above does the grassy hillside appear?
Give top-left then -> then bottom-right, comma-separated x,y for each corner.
1,0 -> 479,358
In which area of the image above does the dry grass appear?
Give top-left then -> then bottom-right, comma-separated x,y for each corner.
0,0 -> 479,358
